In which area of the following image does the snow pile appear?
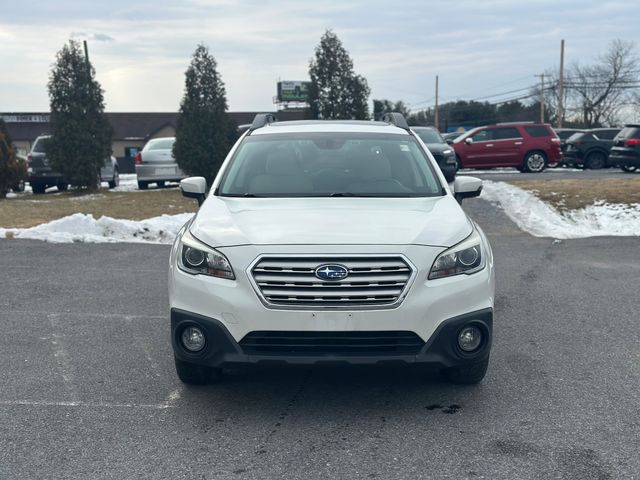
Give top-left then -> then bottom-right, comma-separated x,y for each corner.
0,212 -> 193,244
481,180 -> 640,238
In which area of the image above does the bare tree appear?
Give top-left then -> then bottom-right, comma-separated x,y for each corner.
566,39 -> 638,127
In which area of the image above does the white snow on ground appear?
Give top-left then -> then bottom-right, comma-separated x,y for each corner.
3,179 -> 638,243
111,174 -> 180,192
481,180 -> 640,238
0,213 -> 193,244
110,173 -> 139,192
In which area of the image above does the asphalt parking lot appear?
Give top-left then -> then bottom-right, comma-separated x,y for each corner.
1,196 -> 639,479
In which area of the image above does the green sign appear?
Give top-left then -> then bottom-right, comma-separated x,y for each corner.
277,81 -> 310,102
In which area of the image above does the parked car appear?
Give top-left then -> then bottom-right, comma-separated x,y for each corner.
27,135 -> 66,193
563,128 -> 621,169
553,128 -> 585,153
27,135 -> 120,193
443,131 -> 464,143
411,126 -> 457,181
452,123 -> 562,172
134,137 -> 185,190
609,124 -> 640,173
10,154 -> 27,193
169,113 -> 495,386
101,156 -> 120,188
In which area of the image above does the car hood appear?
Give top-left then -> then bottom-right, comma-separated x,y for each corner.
189,196 -> 472,248
424,143 -> 452,155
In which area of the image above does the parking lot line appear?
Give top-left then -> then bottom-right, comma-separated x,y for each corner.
0,399 -> 176,409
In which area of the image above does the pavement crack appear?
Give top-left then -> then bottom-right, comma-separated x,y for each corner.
255,370 -> 312,455
47,313 -> 80,403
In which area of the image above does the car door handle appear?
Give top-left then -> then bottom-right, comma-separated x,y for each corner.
514,141 -> 523,145
485,144 -> 494,147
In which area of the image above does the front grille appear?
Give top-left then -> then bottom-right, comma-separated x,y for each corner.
250,256 -> 414,308
240,331 -> 424,356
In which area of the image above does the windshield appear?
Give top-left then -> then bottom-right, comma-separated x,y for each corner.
217,132 -> 443,197
32,136 -> 50,153
453,128 -> 481,143
413,128 -> 444,144
617,127 -> 640,139
568,132 -> 594,142
144,138 -> 175,151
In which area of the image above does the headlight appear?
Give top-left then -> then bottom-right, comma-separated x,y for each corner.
429,228 -> 485,279
442,149 -> 453,155
177,229 -> 235,280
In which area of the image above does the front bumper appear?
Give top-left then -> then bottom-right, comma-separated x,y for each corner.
171,307 -> 493,368
561,149 -> 582,166
169,240 -> 495,369
609,152 -> 640,168
438,162 -> 457,179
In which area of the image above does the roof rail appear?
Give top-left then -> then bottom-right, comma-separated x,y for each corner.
495,121 -> 535,125
381,112 -> 410,130
249,113 -> 277,131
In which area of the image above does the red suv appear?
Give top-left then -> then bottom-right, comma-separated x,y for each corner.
452,123 -> 562,172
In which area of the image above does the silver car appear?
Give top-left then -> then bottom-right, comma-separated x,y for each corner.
134,137 -> 185,190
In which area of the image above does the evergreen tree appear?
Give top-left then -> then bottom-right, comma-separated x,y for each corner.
373,99 -> 411,121
0,119 -> 17,198
308,30 -> 370,120
47,40 -> 112,191
173,44 -> 237,185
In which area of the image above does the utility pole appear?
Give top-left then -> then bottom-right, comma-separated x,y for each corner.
83,40 -> 90,74
434,75 -> 439,131
558,39 -> 565,128
535,73 -> 545,123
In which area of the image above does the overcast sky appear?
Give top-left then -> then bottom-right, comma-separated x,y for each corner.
1,0 -> 638,113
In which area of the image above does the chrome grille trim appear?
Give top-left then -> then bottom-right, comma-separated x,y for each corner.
247,254 -> 416,310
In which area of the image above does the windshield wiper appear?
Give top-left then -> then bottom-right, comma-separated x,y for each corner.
329,192 -> 359,197
220,193 -> 261,197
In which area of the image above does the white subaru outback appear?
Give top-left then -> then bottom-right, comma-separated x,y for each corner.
169,113 -> 495,385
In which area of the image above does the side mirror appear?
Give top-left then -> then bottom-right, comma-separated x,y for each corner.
180,177 -> 207,206
453,176 -> 482,204
464,137 -> 473,145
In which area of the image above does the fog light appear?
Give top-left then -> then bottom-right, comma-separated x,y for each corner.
181,326 -> 206,352
458,326 -> 482,352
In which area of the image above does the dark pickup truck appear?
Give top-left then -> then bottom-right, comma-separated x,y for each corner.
27,135 -> 120,193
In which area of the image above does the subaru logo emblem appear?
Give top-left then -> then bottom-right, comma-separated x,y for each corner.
315,264 -> 349,281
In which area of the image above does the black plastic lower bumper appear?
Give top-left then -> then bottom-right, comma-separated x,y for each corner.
171,308 -> 493,369
610,153 -> 640,167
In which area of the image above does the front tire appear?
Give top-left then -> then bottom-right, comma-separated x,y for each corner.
174,358 -> 221,385
621,165 -> 638,173
442,358 -> 489,384
585,151 -> 607,169
137,180 -> 148,190
522,151 -> 547,173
